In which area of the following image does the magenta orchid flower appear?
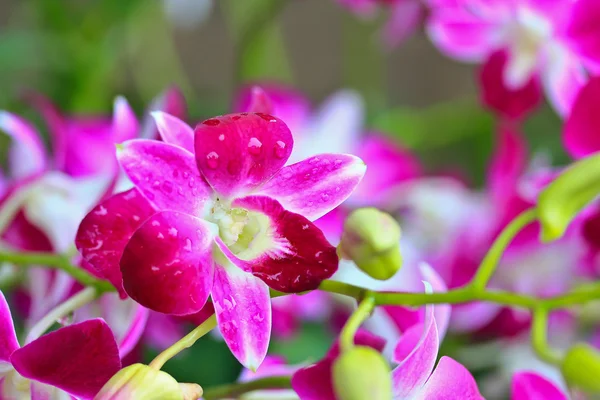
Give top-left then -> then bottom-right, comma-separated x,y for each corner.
0,292 -> 121,399
563,76 -> 600,158
292,282 -> 483,400
76,111 -> 365,369
511,371 -> 568,400
428,0 -> 600,117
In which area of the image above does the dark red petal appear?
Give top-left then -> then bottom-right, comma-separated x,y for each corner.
11,319 -> 121,399
76,188 -> 156,298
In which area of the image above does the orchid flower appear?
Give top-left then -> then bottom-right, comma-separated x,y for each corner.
511,371 -> 569,400
291,282 -> 483,399
0,292 -> 121,399
76,111 -> 366,369
236,355 -> 301,399
428,0 -> 600,117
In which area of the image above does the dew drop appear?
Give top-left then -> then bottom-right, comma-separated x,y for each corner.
145,191 -> 155,200
304,173 -> 311,180
218,134 -> 225,141
206,152 -> 219,169
188,177 -> 195,188
152,180 -> 160,188
163,181 -> 173,193
184,238 -> 192,251
231,115 -> 241,121
274,141 -> 286,158
177,187 -> 184,196
172,170 -> 179,178
321,193 -> 329,202
255,112 -> 276,122
247,137 -> 263,155
202,118 -> 220,126
182,171 -> 190,179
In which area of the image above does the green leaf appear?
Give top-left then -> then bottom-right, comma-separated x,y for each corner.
538,153 -> 600,242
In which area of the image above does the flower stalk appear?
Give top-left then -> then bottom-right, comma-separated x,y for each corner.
340,294 -> 376,353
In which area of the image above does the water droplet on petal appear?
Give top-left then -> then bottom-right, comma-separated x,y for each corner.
182,171 -> 189,179
184,238 -> 192,251
173,170 -> 179,178
248,137 -> 263,155
206,152 -> 219,169
274,141 -> 286,158
177,187 -> 184,196
188,177 -> 195,188
152,180 -> 160,188
202,118 -> 220,126
219,134 -> 225,141
321,193 -> 329,202
163,181 -> 173,193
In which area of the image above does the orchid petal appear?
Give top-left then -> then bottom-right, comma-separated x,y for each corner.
0,291 -> 19,362
511,371 -> 567,400
212,261 -> 271,370
11,319 -> 121,399
117,139 -> 212,215
25,93 -> 68,170
0,111 -> 47,179
151,111 -> 194,152
479,51 -> 542,120
31,381 -> 70,400
120,211 -> 215,315
292,90 -> 364,162
112,96 -> 139,143
382,0 -> 423,49
542,45 -> 587,117
563,76 -> 600,158
257,154 -> 366,221
418,356 -> 484,400
194,113 -> 293,197
216,195 -> 338,293
233,83 -> 311,136
291,358 -> 336,400
566,0 -> 600,71
419,264 -> 450,341
140,86 -> 188,140
76,188 -> 156,297
25,268 -> 73,330
391,283 -> 438,398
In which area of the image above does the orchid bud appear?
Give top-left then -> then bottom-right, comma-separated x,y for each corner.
561,343 -> 600,394
95,363 -> 203,400
332,346 -> 392,400
339,208 -> 402,280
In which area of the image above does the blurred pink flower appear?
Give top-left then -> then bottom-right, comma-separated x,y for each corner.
511,371 -> 568,400
428,0 -> 600,117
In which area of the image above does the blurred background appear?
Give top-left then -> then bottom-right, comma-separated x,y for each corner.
0,0 -> 569,391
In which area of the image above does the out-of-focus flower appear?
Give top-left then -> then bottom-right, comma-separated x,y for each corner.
292,283 -> 483,399
511,371 -> 568,400
0,291 -> 121,399
336,0 -> 426,49
237,355 -> 301,399
95,363 -> 202,400
428,0 -> 600,117
77,112 -> 365,369
563,76 -> 600,158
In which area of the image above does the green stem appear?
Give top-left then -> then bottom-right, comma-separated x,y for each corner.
202,376 -> 292,400
25,287 -> 98,343
0,250 -> 114,293
531,308 -> 562,365
470,208 -> 538,292
149,314 -> 217,370
340,294 -> 376,353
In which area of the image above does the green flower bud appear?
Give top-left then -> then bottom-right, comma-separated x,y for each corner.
339,208 -> 402,280
332,346 -> 392,400
95,363 -> 203,400
561,343 -> 600,394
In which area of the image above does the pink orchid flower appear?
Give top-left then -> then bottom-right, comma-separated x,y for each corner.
511,371 -> 569,400
428,0 -> 600,117
563,76 -> 600,158
76,111 -> 365,369
0,292 -> 121,399
292,283 -> 483,399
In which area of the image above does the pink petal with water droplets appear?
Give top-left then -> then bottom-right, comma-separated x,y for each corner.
563,76 -> 600,158
233,84 -> 311,136
11,319 -> 121,399
479,51 -> 543,120
0,111 -> 47,179
194,113 -> 293,197
257,154 -> 366,221
0,291 -> 19,362
419,356 -> 484,399
76,188 -> 156,298
120,211 -> 215,315
212,262 -> 271,370
151,111 -> 194,152
391,284 -> 438,398
216,195 -> 338,293
511,371 -> 567,400
117,139 -> 212,215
